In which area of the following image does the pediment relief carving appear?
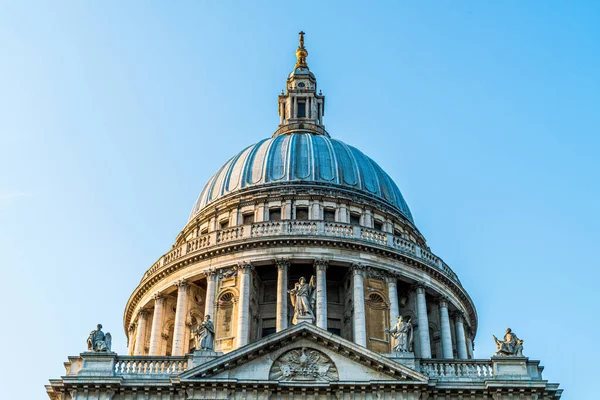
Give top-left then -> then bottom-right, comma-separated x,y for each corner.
269,347 -> 338,382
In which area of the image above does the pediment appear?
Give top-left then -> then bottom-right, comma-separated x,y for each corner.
180,323 -> 427,383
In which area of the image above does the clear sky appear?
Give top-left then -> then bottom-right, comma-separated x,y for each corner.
1,1 -> 598,398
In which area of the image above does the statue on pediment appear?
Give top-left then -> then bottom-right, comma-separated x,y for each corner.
193,315 -> 215,351
493,328 -> 524,357
87,324 -> 112,352
288,276 -> 316,324
386,316 -> 413,352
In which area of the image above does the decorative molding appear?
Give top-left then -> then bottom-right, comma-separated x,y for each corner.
365,266 -> 385,280
217,266 -> 238,279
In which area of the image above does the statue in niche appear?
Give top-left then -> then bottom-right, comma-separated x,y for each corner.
192,315 -> 215,351
386,316 -> 413,352
288,276 -> 316,324
493,328 -> 524,357
87,324 -> 112,352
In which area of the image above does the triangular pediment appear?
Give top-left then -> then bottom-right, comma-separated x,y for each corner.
180,323 -> 427,383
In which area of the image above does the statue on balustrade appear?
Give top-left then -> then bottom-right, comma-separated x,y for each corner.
386,316 -> 413,352
493,328 -> 524,357
193,315 -> 215,351
87,324 -> 112,352
288,276 -> 316,324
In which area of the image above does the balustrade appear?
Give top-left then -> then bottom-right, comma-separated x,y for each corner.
360,227 -> 387,245
420,360 -> 493,380
114,356 -> 187,375
217,226 -> 244,243
143,220 -> 460,284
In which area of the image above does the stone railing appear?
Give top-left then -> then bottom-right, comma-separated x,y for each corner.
114,356 -> 188,376
143,220 -> 460,284
420,359 -> 493,380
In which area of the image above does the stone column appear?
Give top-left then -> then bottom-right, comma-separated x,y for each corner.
454,312 -> 469,360
311,200 -> 321,220
133,310 -> 149,355
127,324 -> 136,355
438,297 -> 454,359
283,199 -> 293,220
172,280 -> 191,356
339,203 -> 348,223
204,269 -> 217,320
415,284 -> 432,358
148,294 -> 166,356
467,335 -> 474,359
385,274 -> 399,330
315,259 -> 328,329
293,96 -> 297,118
364,209 -> 373,228
236,262 -> 253,347
276,259 -> 290,332
351,264 -> 367,347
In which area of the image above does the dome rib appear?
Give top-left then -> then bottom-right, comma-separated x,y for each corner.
190,133 -> 414,223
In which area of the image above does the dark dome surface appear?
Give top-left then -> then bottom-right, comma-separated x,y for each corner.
190,133 -> 413,222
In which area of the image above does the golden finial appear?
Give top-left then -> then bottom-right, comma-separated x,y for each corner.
295,31 -> 308,69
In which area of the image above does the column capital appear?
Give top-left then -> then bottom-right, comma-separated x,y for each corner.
350,263 -> 366,276
203,267 -> 218,279
237,261 -> 254,273
437,296 -> 450,308
153,293 -> 165,303
412,282 -> 428,294
175,279 -> 190,290
314,258 -> 329,271
128,324 -> 136,333
275,258 -> 291,270
384,272 -> 398,284
452,310 -> 465,322
137,309 -> 150,319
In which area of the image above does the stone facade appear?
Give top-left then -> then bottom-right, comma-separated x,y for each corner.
46,33 -> 562,399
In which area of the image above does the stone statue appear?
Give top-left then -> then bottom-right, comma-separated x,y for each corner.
386,316 -> 413,352
493,328 -> 524,357
192,315 -> 215,351
87,324 -> 112,352
288,276 -> 316,324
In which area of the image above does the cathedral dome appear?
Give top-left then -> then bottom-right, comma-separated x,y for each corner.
189,132 -> 414,223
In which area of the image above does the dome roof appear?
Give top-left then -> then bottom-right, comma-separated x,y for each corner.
189,133 -> 414,222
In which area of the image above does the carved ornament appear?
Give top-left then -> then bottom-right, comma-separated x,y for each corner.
269,347 -> 338,381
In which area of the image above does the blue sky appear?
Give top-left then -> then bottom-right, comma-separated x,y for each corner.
1,1 -> 598,398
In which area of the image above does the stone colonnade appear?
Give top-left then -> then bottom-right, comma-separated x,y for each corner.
130,260 -> 472,360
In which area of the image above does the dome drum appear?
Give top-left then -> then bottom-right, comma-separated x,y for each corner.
125,249 -> 475,358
